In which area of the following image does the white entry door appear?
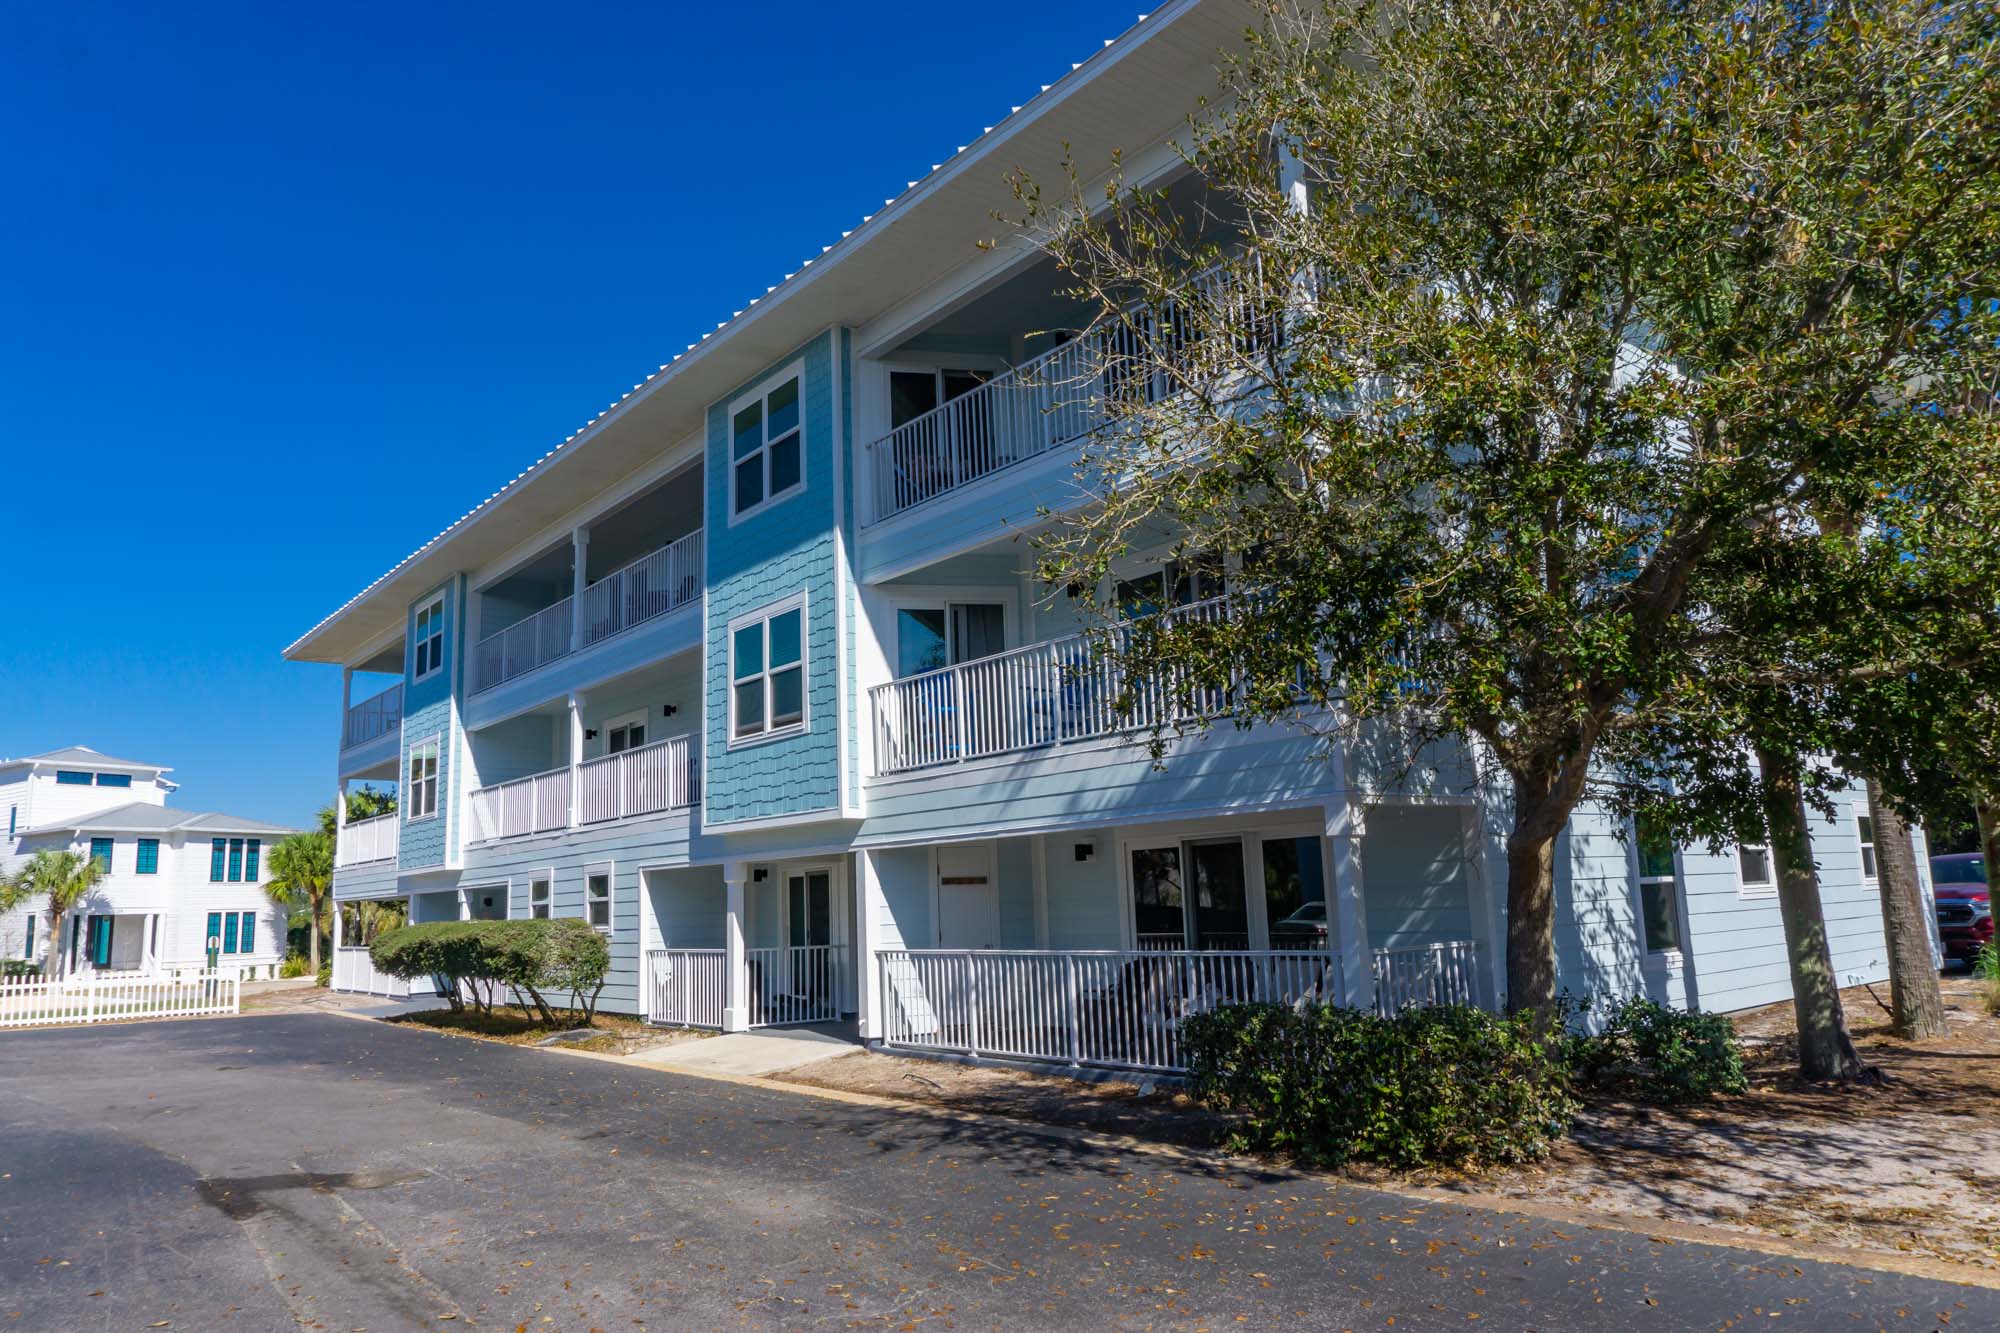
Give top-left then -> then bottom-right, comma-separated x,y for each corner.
935,843 -> 999,949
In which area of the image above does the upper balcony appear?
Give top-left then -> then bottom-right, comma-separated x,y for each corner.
339,633 -> 408,779
465,464 -> 703,720
343,682 -> 403,751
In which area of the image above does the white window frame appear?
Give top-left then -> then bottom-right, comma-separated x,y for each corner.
728,591 -> 809,747
1630,815 -> 1684,957
584,861 -> 614,933
727,362 -> 806,524
405,734 -> 441,822
885,587 -> 1017,680
412,595 -> 446,681
1856,810 -> 1878,883
522,870 -> 554,920
604,708 -> 649,756
1736,838 -> 1777,899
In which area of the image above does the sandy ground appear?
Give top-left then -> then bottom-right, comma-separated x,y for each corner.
777,975 -> 2000,1271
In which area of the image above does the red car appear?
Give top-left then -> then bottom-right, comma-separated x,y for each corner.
1932,852 -> 1993,963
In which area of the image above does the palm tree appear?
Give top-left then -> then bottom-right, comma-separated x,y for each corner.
4,849 -> 105,977
264,831 -> 333,972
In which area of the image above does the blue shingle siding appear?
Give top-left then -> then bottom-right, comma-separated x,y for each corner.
703,330 -> 848,825
397,576 -> 465,869
399,696 -> 454,869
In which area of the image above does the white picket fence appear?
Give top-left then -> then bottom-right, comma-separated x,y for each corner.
645,948 -> 727,1028
0,969 -> 241,1030
331,946 -> 413,998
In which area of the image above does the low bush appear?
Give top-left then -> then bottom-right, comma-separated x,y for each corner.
316,960 -> 332,988
278,953 -> 312,979
1180,1002 -> 1579,1169
369,919 -> 611,1024
2,959 -> 40,980
1577,997 -> 1747,1104
1973,944 -> 2000,1017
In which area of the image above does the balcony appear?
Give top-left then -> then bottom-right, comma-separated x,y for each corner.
863,258 -> 1275,527
334,812 -> 399,868
467,736 -> 700,844
870,593 -> 1238,775
342,682 -> 403,751
470,530 -> 703,695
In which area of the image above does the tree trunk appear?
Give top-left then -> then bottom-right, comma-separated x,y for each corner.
1980,800 -> 2000,904
307,893 -> 324,974
47,908 -> 67,978
1755,743 -> 1869,1080
1868,780 -> 1946,1038
1503,773 -> 1563,1017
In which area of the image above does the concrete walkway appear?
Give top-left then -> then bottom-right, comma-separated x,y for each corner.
628,1022 -> 857,1076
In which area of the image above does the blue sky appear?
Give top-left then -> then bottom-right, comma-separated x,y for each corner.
0,0 -> 1152,828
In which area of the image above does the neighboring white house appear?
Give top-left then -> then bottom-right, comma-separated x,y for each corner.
283,1 -> 1911,1073
1,746 -> 297,978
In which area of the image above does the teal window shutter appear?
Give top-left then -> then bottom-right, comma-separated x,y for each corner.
136,839 -> 158,874
210,839 -> 226,881
88,916 -> 113,967
239,912 -> 255,954
223,913 -> 240,954
205,912 -> 222,953
227,838 -> 243,882
89,838 -> 112,872
245,839 -> 260,881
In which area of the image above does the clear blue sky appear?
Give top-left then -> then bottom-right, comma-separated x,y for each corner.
0,0 -> 1151,829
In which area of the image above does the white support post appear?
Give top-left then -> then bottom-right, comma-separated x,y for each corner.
855,849 -> 882,1041
722,861 -> 750,1033
570,526 -> 589,651
1276,131 -> 1310,217
1458,803 -> 1503,1011
567,693 -> 585,828
1322,799 -> 1371,1010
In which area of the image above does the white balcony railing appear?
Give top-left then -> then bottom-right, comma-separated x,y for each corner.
1371,941 -> 1482,1015
863,257 -> 1277,525
342,682 -> 403,750
466,765 -> 571,843
581,530 -> 702,648
870,592 -> 1239,775
472,597 -> 574,694
577,736 -> 700,824
747,944 -> 843,1027
334,812 -> 399,868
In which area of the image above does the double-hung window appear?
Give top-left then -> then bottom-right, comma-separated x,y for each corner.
730,372 -> 803,518
586,871 -> 611,930
89,838 -> 113,873
1856,814 -> 1878,881
210,838 -> 227,882
413,596 -> 445,680
731,599 -> 805,741
227,838 -> 245,882
245,838 -> 260,881
136,838 -> 159,874
1634,816 -> 1682,954
528,877 -> 551,919
407,738 -> 440,820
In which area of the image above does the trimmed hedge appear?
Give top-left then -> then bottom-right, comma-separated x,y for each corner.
1181,1001 -> 1579,1169
370,919 -> 610,1023
1577,997 -> 1747,1104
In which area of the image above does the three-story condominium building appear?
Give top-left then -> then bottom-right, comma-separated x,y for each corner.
1,746 -> 296,978
286,0 -> 1913,1072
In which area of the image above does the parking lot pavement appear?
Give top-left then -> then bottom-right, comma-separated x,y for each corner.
2,1011 -> 1993,1331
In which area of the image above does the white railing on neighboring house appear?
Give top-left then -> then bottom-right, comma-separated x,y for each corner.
343,682 -> 403,750
581,530 -> 702,648
876,947 -> 1344,1074
864,256 -> 1279,525
335,812 -> 399,867
331,946 -> 411,999
645,948 -> 727,1028
747,945 -> 842,1027
471,596 -> 574,694
577,737 -> 700,825
466,765 -> 571,843
0,970 -> 241,1029
871,593 -> 1240,775
1371,941 -> 1482,1016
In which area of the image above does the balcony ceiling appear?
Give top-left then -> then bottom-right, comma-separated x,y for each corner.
284,0 -> 1255,665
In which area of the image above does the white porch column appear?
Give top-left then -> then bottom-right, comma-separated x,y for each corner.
1322,799 -> 1371,1009
855,849 -> 883,1041
1458,803 -> 1504,1011
567,692 -> 585,828
570,526 -> 589,651
722,860 -> 750,1032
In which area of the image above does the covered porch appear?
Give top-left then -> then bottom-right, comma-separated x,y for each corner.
640,858 -> 855,1033
854,803 -> 1498,1075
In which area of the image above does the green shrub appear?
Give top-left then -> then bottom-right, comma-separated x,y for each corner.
2,959 -> 39,980
278,953 -> 311,979
369,919 -> 611,1023
1578,997 -> 1747,1104
1180,1002 -> 1579,1169
316,960 -> 332,988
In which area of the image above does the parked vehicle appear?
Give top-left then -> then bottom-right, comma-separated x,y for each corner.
1931,853 -> 1992,964
1269,900 -> 1331,948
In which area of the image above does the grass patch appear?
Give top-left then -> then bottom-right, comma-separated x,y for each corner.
389,1004 -> 653,1047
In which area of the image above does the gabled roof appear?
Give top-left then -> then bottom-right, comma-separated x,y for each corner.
21,802 -> 298,838
283,0 -> 1253,665
3,745 -> 172,773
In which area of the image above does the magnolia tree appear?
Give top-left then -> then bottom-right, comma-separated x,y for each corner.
1005,0 -> 2000,1071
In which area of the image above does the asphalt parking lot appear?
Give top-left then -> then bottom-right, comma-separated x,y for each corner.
1,1010 -> 1992,1330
